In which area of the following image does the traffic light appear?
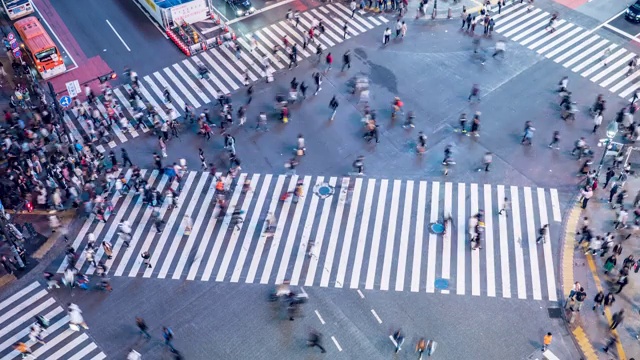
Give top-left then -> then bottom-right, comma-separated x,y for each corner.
98,71 -> 117,83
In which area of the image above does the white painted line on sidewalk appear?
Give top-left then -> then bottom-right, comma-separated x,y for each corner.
371,309 -> 383,324
470,183 -> 480,296
357,289 -> 365,298
456,183 -> 465,295
315,310 -> 325,325
227,0 -> 296,25
411,181 -> 427,292
106,20 -> 131,51
331,336 -> 343,351
426,182 -> 439,293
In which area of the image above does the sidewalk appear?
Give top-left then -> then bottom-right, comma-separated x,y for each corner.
563,176 -> 640,360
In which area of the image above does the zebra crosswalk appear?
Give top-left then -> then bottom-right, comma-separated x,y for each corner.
62,4 -> 388,152
57,169 -> 564,301
0,282 -> 106,360
493,3 -> 640,100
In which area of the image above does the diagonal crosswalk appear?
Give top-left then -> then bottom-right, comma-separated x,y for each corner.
58,170 -> 564,301
493,3 -> 640,100
0,282 -> 106,360
61,4 -> 387,152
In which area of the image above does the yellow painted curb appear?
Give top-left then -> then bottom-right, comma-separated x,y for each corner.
562,206 -> 582,297
33,233 -> 59,260
572,327 -> 599,360
584,250 -> 627,360
0,274 -> 16,287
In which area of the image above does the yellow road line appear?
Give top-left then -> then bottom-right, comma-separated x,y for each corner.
572,326 -> 599,360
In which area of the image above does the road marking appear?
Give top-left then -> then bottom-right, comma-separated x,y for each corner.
456,183 -> 465,295
484,184 -> 496,297
313,178 -> 348,287
538,188 -> 557,301
288,177 -> 324,285
380,180 -> 400,291
201,173 -> 247,281
357,289 -> 365,298
231,175 -> 272,282
370,309 -> 383,324
524,187 -> 542,300
497,185 -> 511,298
336,179 -> 364,289
130,0 -> 168,38
315,310 -> 325,325
511,186 -> 527,299
396,180 -> 412,292
550,189 -> 561,222
470,183 -> 480,296
226,0 -> 296,25
106,20 -> 131,51
426,181 -> 439,293
298,177 -> 335,285
31,2 -> 77,66
364,179 -> 385,290
441,182 -> 452,294
411,181 -> 427,292
331,336 -> 343,351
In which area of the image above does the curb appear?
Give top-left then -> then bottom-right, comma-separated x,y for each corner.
560,199 -> 628,360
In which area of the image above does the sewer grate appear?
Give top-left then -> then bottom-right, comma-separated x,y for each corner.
548,307 -> 562,319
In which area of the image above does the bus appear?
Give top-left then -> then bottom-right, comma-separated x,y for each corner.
14,16 -> 65,79
1,0 -> 34,20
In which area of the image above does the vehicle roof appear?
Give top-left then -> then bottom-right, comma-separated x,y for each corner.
153,0 -> 198,9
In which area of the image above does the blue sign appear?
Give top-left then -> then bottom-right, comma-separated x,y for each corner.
13,50 -> 21,58
59,96 -> 72,107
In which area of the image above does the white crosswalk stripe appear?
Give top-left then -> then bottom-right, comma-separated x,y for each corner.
59,171 -> 563,301
493,2 -> 640,101
0,282 -> 106,359
60,5 -> 385,153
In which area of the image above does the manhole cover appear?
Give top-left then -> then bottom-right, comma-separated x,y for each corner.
430,223 -> 445,234
313,182 -> 335,199
434,278 -> 449,290
548,307 -> 562,319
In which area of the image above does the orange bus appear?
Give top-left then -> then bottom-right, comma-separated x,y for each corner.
14,16 -> 65,79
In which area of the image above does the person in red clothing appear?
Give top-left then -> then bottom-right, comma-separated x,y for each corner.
325,53 -> 333,74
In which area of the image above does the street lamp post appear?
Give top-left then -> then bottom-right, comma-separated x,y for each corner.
595,121 -> 619,178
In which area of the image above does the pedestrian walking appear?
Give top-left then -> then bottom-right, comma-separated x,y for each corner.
102,240 -> 113,260
470,112 -> 480,137
492,40 -> 505,58
163,327 -> 177,352
580,186 -> 593,209
522,121 -> 535,145
256,112 -> 268,131
342,50 -> 351,72
395,19 -> 402,37
536,224 -> 548,244
324,52 -> 333,73
570,287 -> 586,311
159,136 -> 168,158
499,197 -> 510,216
593,111 -> 603,133
136,317 -> 151,339
603,334 -> 618,353
477,152 -> 492,172
468,83 -> 480,102
13,342 -> 35,359
604,168 -> 615,189
120,148 -> 133,166
313,72 -> 322,95
350,0 -> 357,17
548,130 -> 560,149
542,332 -> 552,351
343,22 -> 349,39
592,290 -> 604,312
307,330 -> 326,353
329,95 -> 339,120
383,27 -> 391,45
416,338 -> 426,359
457,113 -> 467,133
141,251 -> 152,268
610,309 -> 625,329
392,329 -> 405,353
